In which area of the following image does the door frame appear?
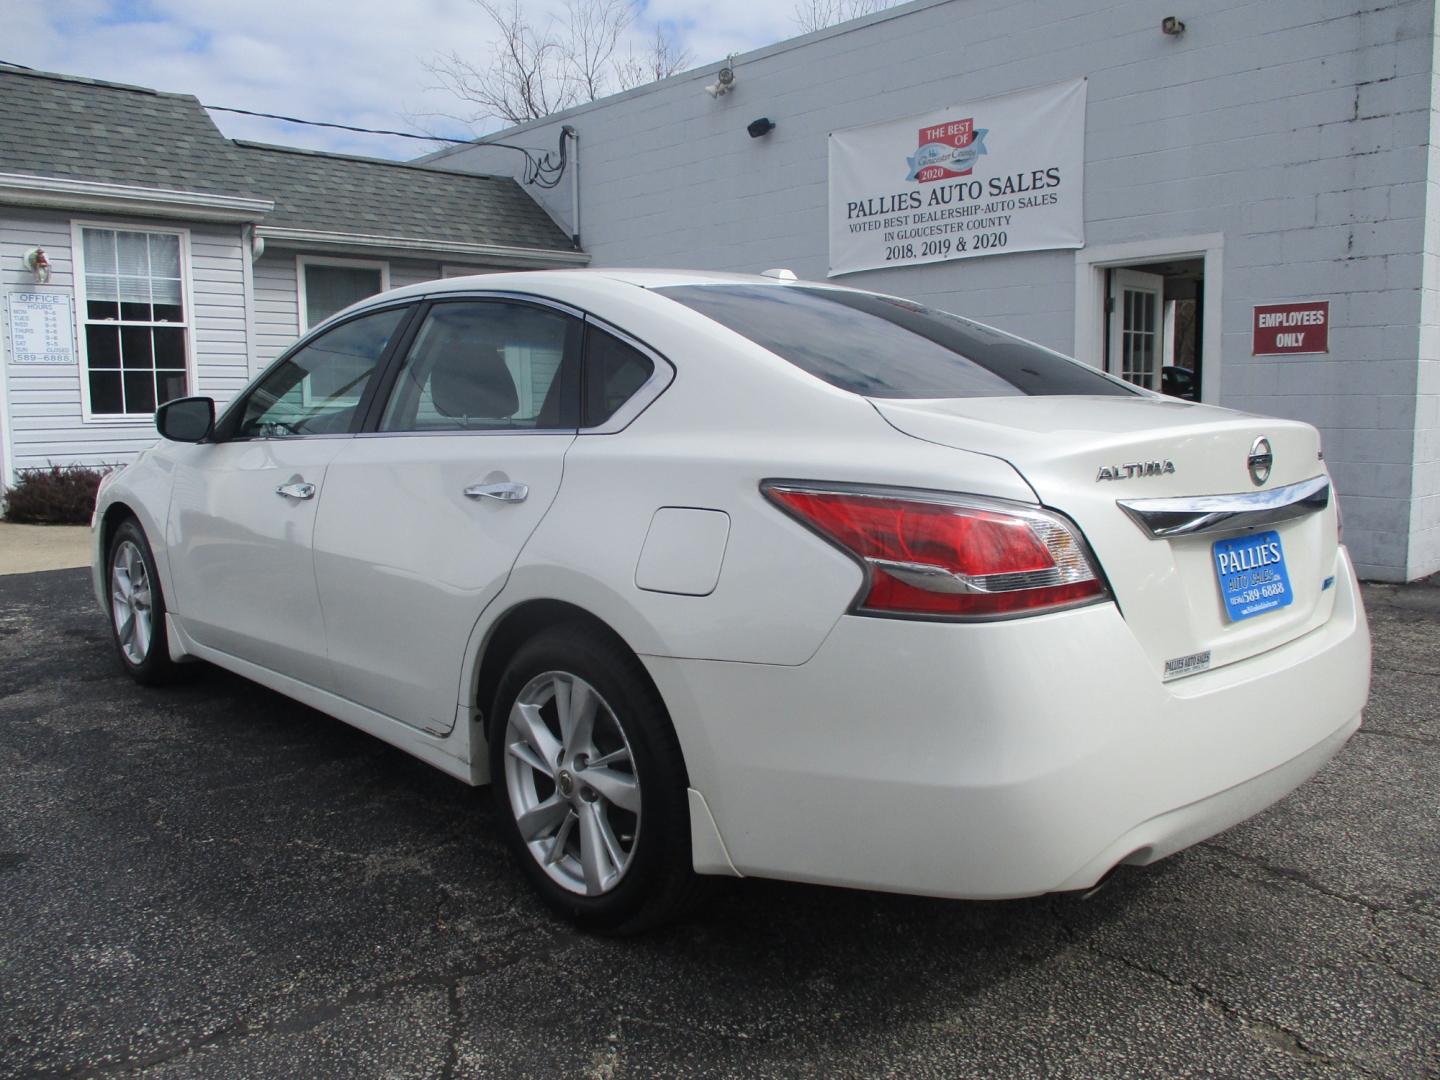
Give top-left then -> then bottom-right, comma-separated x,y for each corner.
1074,234 -> 1224,405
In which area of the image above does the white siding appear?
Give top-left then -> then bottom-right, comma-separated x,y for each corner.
190,228 -> 251,404
437,0 -> 1439,580
253,251 -> 300,371
0,209 -> 249,479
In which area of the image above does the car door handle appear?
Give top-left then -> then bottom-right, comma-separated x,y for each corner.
275,482 -> 316,500
464,481 -> 528,503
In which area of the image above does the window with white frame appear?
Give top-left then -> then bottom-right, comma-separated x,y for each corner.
79,227 -> 189,417
300,259 -> 388,330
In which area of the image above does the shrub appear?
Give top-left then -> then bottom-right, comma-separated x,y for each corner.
3,464 -> 112,525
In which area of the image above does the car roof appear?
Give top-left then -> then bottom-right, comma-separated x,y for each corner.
371,267 -> 844,308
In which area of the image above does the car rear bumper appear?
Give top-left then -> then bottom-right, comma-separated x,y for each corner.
645,547 -> 1371,899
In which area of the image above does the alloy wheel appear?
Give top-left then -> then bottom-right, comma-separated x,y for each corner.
110,539 -> 153,665
503,671 -> 641,896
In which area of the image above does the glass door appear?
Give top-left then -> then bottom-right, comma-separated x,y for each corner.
1107,268 -> 1164,391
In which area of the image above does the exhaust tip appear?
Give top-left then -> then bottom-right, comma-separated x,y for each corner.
1078,847 -> 1152,900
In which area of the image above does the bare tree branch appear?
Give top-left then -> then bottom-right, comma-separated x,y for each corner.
792,0 -> 892,34
614,26 -> 694,90
565,0 -> 632,101
429,0 -> 695,129
424,0 -> 580,126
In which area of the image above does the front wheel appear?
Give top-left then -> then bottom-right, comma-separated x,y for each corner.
490,624 -> 698,934
106,519 -> 177,685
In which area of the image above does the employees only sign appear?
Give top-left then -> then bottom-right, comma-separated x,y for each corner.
1252,301 -> 1329,355
828,79 -> 1086,276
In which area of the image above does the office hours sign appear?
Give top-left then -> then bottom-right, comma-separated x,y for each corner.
828,79 -> 1086,276
7,291 -> 76,364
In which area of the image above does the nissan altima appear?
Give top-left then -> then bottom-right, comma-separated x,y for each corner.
92,270 -> 1371,932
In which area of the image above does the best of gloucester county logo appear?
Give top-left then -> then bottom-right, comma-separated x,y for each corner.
906,119 -> 989,183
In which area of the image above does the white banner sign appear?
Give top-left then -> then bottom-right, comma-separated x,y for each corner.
828,79 -> 1086,276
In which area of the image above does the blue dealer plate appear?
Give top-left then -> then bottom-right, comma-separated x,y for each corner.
1213,530 -> 1294,622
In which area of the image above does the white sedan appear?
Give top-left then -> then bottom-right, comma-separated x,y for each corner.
93,270 -> 1371,932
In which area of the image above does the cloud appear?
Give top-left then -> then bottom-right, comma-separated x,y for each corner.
5,0 -> 816,159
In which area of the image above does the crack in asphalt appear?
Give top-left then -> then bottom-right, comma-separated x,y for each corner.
1055,928 -> 1378,1077
1354,726 -> 1440,749
30,927 -> 580,1079
1199,840 -> 1390,914
1372,664 -> 1440,678
585,1012 -> 756,1080
438,982 -> 462,1080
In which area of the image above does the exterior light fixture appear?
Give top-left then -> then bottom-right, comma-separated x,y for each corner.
23,247 -> 51,284
1161,16 -> 1185,35
747,117 -> 776,138
705,56 -> 737,98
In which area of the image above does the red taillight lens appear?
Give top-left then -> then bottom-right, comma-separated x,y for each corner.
763,483 -> 1108,618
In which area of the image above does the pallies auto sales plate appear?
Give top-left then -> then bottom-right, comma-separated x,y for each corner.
1213,530 -> 1294,622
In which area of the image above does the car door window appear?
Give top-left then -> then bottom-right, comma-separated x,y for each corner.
236,306 -> 407,438
379,301 -> 581,432
583,326 -> 656,427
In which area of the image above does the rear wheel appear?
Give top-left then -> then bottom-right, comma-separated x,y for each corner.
490,624 -> 697,933
107,519 -> 177,685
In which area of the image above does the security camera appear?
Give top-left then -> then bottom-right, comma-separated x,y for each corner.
704,81 -> 730,98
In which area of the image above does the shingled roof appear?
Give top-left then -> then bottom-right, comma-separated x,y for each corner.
232,142 -> 572,250
0,64 -> 574,254
0,66 -> 254,198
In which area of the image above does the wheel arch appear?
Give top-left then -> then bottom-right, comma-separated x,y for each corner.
98,499 -> 140,560
471,599 -> 670,746
95,485 -> 181,648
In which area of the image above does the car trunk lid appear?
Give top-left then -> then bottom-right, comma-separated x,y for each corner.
873,395 -> 1339,680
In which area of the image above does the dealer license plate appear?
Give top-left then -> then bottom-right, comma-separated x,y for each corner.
1213,530 -> 1294,622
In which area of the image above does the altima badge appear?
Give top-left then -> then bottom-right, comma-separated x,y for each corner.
1248,437 -> 1273,486
1096,461 -> 1176,482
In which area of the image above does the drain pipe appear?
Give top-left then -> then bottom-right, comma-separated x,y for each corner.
564,125 -> 580,250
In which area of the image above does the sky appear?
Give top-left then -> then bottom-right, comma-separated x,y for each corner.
4,0 -> 811,160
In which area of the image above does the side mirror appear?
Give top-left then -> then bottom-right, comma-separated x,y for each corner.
155,397 -> 215,442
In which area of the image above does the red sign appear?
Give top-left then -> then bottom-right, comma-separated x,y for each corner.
910,118 -> 985,184
1253,301 -> 1329,355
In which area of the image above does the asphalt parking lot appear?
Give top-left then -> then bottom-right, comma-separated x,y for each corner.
1,567 -> 1436,1079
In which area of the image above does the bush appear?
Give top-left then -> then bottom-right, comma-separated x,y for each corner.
3,464 -> 112,525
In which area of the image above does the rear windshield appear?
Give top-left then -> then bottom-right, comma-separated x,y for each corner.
653,284 -> 1136,399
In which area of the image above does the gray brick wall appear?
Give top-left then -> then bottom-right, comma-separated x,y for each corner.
435,0 -> 1439,581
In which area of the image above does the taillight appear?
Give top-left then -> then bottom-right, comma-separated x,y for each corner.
762,482 -> 1109,618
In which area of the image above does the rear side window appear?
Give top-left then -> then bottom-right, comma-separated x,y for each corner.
584,326 -> 655,426
379,301 -> 580,432
654,284 -> 1136,399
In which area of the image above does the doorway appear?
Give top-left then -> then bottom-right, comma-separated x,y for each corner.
1105,258 -> 1204,400
1073,234 -> 1224,405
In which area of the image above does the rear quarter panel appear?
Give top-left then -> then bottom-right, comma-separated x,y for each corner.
484,285 -> 1040,669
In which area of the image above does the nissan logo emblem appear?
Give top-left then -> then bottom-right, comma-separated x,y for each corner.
1248,437 -> 1273,486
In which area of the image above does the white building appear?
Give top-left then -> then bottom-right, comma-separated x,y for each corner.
429,0 -> 1440,582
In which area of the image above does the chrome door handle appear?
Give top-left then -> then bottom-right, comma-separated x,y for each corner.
464,481 -> 528,503
275,482 -> 316,500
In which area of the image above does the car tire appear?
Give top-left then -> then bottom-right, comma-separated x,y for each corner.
489,623 -> 699,934
106,518 -> 178,685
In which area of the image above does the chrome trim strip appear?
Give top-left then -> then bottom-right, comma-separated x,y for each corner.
411,289 -> 588,321
1117,475 -> 1330,539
